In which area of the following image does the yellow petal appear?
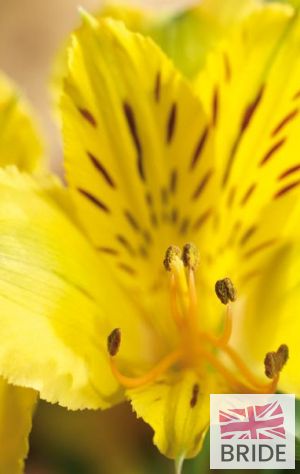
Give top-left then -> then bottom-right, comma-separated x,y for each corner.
0,377 -> 37,474
128,370 -> 217,459
0,167 -> 145,410
62,14 -> 219,341
189,3 -> 300,395
0,71 -> 43,172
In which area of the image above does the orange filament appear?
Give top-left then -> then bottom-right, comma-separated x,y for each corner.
109,350 -> 183,388
199,327 -> 279,391
170,274 -> 184,327
198,300 -> 233,348
217,305 -> 233,346
169,260 -> 200,362
188,269 -> 198,331
170,255 -> 190,319
198,347 -> 279,395
219,344 -> 277,390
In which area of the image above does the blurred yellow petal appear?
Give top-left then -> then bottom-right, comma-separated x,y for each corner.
231,194 -> 300,396
0,167 -> 146,410
128,370 -> 217,459
103,0 -> 261,78
193,5 -> 300,293
0,71 -> 43,172
0,377 -> 37,474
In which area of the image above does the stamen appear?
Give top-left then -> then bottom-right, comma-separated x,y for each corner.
217,340 -> 279,390
164,246 -> 189,318
107,328 -> 121,356
215,278 -> 237,305
110,351 -> 183,389
183,243 -> 199,327
170,274 -> 184,326
163,245 -> 181,272
164,244 -> 200,335
188,269 -> 198,330
199,347 -> 278,394
212,278 -> 236,345
107,328 -> 183,388
199,330 -> 285,393
182,243 -> 200,270
217,305 -> 233,346
264,344 -> 289,379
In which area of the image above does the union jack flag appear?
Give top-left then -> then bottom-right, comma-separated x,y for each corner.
219,401 -> 286,440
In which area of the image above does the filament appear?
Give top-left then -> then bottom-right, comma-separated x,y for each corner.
170,274 -> 184,326
198,347 -> 279,394
109,350 -> 183,388
188,269 -> 198,331
218,305 -> 233,346
199,331 -> 280,392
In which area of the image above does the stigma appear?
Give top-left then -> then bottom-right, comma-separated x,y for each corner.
107,243 -> 289,395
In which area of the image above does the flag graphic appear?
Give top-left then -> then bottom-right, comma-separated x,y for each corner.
219,401 -> 285,440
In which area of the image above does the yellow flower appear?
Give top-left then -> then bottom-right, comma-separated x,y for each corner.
1,1 -> 300,472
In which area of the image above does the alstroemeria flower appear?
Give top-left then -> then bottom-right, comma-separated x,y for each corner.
1,2 -> 300,472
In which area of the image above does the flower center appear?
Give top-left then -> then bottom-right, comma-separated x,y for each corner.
107,244 -> 288,394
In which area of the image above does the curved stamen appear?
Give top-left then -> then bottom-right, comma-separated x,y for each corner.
198,347 -> 279,394
109,347 -> 183,389
170,273 -> 184,327
217,304 -> 233,346
222,344 -> 281,390
172,257 -> 189,318
188,269 -> 198,331
201,332 -> 279,390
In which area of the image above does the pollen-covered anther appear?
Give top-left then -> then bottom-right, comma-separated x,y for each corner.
107,328 -> 121,356
264,344 -> 289,379
215,278 -> 237,305
163,245 -> 181,271
182,243 -> 200,271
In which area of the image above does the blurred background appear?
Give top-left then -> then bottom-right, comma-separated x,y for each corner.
0,0 -> 297,473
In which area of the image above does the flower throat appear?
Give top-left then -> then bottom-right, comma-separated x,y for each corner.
107,243 -> 288,393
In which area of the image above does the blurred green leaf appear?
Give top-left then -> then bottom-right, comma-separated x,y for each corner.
184,430 -> 210,474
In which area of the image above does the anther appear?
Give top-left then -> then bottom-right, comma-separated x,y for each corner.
107,328 -> 121,356
215,278 -> 237,305
264,344 -> 289,379
182,243 -> 200,271
163,245 -> 181,271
